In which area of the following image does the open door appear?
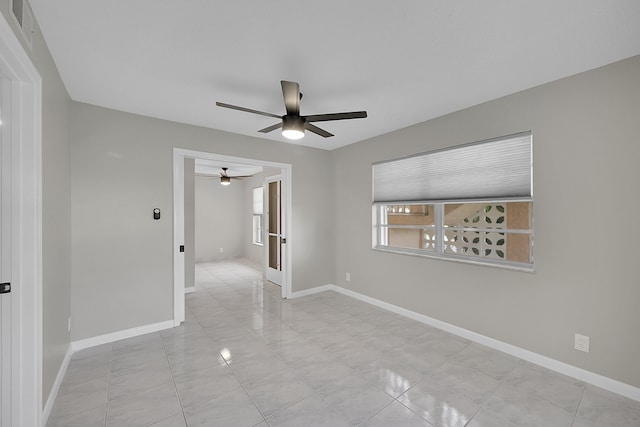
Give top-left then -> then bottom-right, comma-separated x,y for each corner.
265,175 -> 284,286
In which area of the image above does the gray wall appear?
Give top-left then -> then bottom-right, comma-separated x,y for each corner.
0,5 -> 73,405
70,102 -> 333,340
331,55 -> 640,388
184,158 -> 195,287
195,174 -> 244,262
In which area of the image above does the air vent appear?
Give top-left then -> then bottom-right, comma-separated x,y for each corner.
11,0 -> 34,49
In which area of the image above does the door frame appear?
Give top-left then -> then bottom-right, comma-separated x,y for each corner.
265,174 -> 284,286
173,148 -> 292,324
0,13 -> 43,427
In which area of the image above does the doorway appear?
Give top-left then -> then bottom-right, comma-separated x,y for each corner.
0,13 -> 43,427
173,149 -> 292,325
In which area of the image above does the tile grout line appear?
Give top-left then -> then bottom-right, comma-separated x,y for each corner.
190,278 -> 270,426
570,386 -> 587,427
236,272 -> 355,426
220,270 -> 285,426
357,398 -> 411,427
159,325 -> 190,427
232,274 -> 335,426
103,343 -> 114,427
386,345 -> 468,427
463,358 -> 522,427
264,290 -> 405,427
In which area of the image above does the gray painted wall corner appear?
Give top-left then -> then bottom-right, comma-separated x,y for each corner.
331,55 -> 640,388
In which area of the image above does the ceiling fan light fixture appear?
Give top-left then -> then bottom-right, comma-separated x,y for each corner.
282,128 -> 304,140
220,176 -> 231,185
281,116 -> 305,140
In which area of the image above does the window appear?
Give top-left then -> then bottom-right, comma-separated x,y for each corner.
252,187 -> 263,245
373,132 -> 533,270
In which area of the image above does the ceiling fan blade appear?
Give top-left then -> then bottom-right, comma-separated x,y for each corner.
258,122 -> 282,133
281,81 -> 300,116
216,102 -> 281,119
305,111 -> 368,123
305,123 -> 334,138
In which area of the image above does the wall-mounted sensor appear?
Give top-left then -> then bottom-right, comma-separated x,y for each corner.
153,208 -> 161,220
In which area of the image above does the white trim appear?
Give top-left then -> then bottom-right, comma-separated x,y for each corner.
184,286 -> 197,294
289,284 -> 334,299
370,247 -> 535,273
71,320 -> 174,353
0,11 -> 42,427
294,283 -> 640,402
41,344 -> 72,426
173,149 -> 293,318
172,153 -> 185,326
44,320 -> 174,424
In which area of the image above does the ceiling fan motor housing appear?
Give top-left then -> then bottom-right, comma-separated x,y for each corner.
282,115 -> 305,131
282,115 -> 306,139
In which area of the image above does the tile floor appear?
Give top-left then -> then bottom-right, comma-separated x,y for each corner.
47,259 -> 640,427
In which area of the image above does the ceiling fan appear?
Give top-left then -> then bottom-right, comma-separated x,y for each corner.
197,167 -> 253,186
216,80 -> 367,140
218,167 -> 253,186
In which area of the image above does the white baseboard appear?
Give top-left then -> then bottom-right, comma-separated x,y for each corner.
41,343 -> 73,426
71,320 -> 175,352
43,321 -> 175,425
288,284 -> 334,299
185,286 -> 197,294
297,283 -> 640,402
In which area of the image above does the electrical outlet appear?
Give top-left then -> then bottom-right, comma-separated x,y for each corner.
219,247 -> 224,253
575,333 -> 590,353
345,272 -> 351,282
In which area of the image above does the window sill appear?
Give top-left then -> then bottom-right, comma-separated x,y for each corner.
372,246 -> 535,273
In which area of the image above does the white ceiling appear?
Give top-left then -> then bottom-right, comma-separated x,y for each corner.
194,159 -> 263,178
30,1 -> 640,150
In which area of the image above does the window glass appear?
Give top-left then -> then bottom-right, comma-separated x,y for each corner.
443,202 -> 532,263
381,204 -> 435,251
253,215 -> 263,245
252,187 -> 264,245
376,201 -> 533,269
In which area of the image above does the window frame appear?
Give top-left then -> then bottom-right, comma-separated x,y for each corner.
372,132 -> 533,271
252,186 -> 264,246
252,214 -> 263,246
374,200 -> 534,271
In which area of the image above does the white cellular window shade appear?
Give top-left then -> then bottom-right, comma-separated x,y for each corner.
253,187 -> 263,214
373,132 -> 532,203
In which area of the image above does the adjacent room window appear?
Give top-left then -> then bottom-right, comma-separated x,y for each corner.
252,187 -> 263,245
373,132 -> 533,270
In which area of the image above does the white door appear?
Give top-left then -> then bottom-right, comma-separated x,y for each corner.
0,75 -> 12,427
265,175 -> 284,286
